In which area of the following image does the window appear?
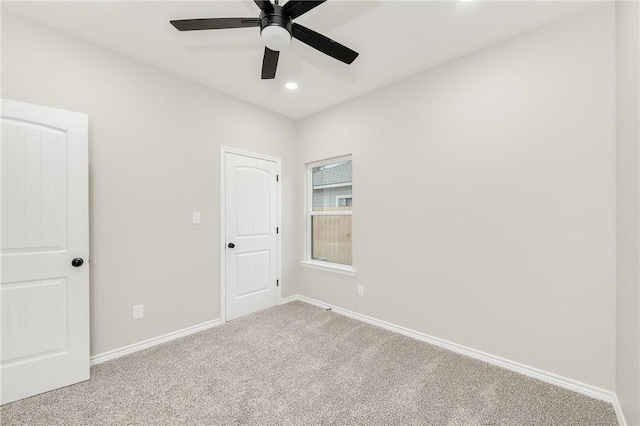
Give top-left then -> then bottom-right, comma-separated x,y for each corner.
302,155 -> 354,275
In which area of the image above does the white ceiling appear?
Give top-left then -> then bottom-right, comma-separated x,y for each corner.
3,1 -> 599,119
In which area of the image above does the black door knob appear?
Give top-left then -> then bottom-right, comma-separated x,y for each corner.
228,243 -> 235,248
71,257 -> 84,267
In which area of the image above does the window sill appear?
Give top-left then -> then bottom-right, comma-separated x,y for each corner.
300,261 -> 356,276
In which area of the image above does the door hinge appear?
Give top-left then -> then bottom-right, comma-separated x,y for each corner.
276,174 -> 279,182
277,227 -> 279,234
277,279 -> 279,287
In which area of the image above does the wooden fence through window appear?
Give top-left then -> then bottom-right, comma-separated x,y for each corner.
311,207 -> 352,265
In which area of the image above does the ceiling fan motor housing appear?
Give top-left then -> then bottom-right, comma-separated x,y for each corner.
259,5 -> 293,51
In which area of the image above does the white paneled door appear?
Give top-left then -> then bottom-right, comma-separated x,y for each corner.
223,149 -> 280,321
1,99 -> 89,404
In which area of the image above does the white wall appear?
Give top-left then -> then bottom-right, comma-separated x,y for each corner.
0,11 -> 299,356
296,5 -> 616,391
616,1 -> 640,424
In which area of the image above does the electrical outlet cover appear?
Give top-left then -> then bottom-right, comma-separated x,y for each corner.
133,304 -> 144,320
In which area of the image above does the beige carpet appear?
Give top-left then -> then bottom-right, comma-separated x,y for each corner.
1,301 -> 618,425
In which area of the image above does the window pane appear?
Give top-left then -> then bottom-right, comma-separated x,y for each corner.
312,160 -> 352,212
311,215 -> 352,265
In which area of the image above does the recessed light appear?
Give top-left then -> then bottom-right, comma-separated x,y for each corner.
285,82 -> 298,90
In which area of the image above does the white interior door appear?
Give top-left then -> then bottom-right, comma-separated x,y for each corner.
223,149 -> 280,321
1,99 -> 89,404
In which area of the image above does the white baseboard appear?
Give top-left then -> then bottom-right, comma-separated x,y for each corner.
282,294 -> 623,422
612,396 -> 628,426
279,295 -> 298,305
90,319 -> 221,366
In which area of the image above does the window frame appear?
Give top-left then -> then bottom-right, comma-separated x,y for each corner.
301,155 -> 356,276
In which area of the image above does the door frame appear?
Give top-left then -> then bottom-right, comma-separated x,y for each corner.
219,146 -> 281,323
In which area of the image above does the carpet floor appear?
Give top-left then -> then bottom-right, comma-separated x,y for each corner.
1,301 -> 618,425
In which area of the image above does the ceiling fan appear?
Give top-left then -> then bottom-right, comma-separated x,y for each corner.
170,0 -> 359,80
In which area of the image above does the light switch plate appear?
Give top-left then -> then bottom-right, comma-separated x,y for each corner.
192,212 -> 201,224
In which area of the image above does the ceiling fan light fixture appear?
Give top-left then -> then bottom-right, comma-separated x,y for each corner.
261,25 -> 291,51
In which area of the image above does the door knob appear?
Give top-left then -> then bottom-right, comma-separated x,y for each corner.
228,243 -> 235,248
71,257 -> 84,267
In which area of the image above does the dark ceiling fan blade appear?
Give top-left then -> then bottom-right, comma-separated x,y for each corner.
292,23 -> 359,64
254,0 -> 274,12
261,47 -> 280,79
170,18 -> 260,31
283,1 -> 326,20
